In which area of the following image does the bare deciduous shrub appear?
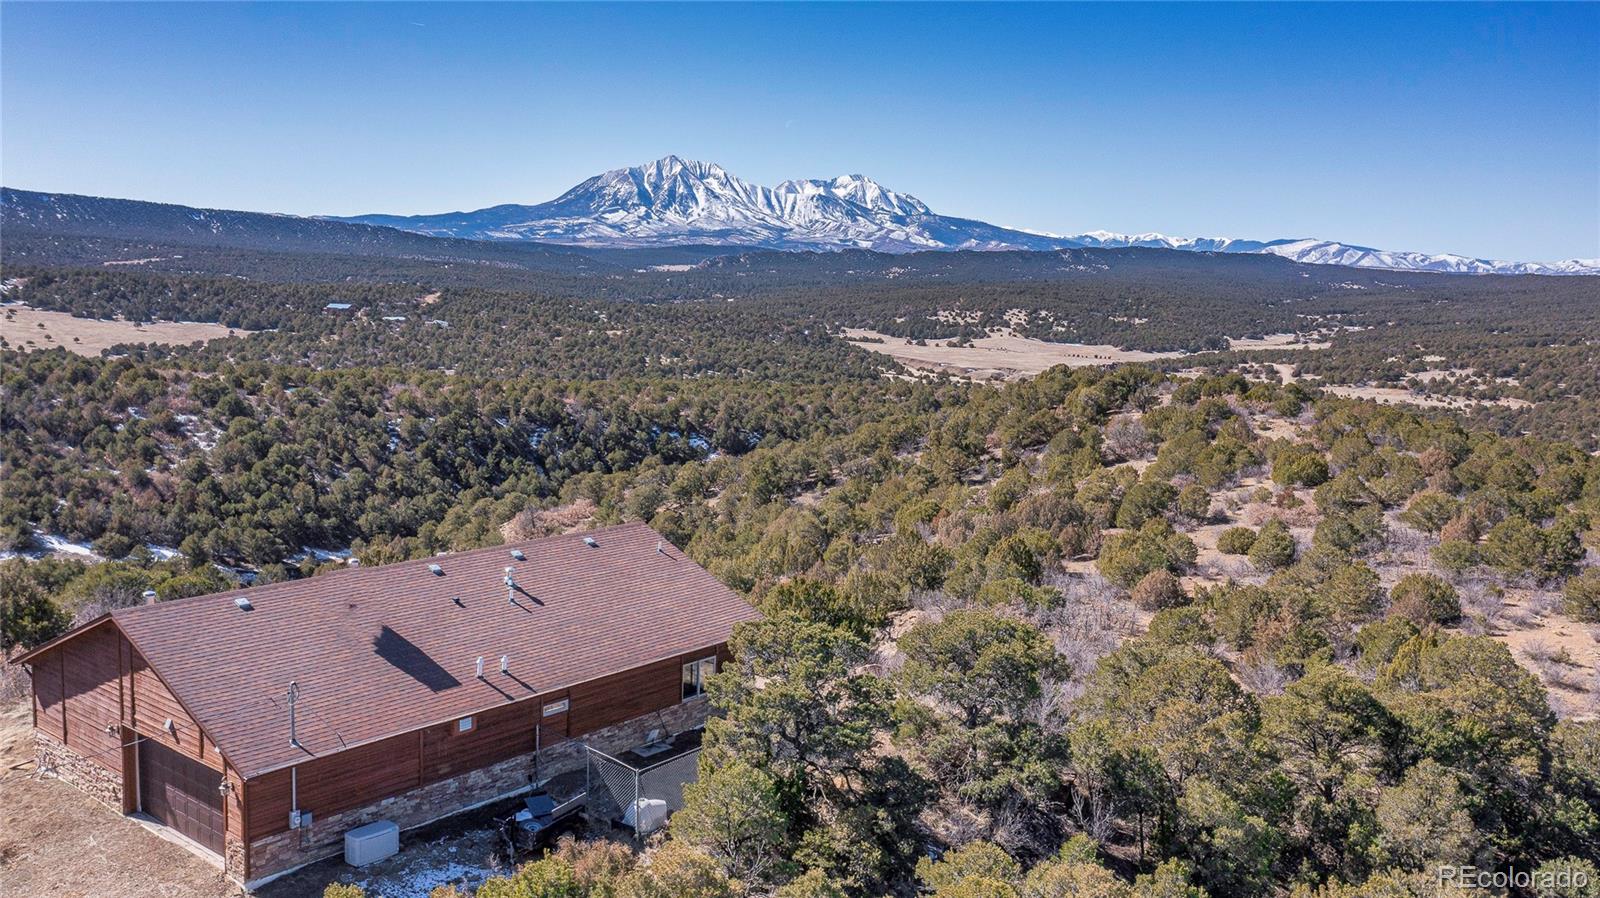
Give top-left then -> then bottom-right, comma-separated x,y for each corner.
1386,522 -> 1433,555
1236,658 -> 1291,695
1103,415 -> 1151,461
1038,571 -> 1130,688
1457,579 -> 1505,630
500,498 -> 597,540
1525,590 -> 1563,618
0,652 -> 29,701
909,589 -> 959,617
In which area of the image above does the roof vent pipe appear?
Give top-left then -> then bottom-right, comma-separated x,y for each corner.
142,589 -> 158,605
286,681 -> 301,748
500,655 -> 509,675
475,656 -> 485,679
504,566 -> 516,604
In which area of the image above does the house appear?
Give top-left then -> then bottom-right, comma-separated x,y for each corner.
15,522 -> 759,886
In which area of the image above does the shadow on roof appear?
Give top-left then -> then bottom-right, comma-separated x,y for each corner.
373,625 -> 460,693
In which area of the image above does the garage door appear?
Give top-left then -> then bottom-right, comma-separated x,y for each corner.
138,739 -> 224,854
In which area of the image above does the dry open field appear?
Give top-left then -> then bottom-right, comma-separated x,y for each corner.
1320,383 -> 1532,410
0,304 -> 253,357
842,327 -> 1339,382
843,328 -> 1189,380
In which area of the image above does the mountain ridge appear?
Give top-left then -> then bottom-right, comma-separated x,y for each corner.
336,156 -> 1597,276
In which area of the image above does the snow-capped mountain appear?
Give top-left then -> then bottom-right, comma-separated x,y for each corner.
343,156 -> 1043,253
336,157 -> 1598,275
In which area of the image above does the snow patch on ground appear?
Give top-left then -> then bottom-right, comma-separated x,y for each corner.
351,859 -> 496,898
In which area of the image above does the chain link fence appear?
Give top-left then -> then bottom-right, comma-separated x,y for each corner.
586,743 -> 701,836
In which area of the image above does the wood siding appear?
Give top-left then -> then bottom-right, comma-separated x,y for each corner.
567,656 -> 681,736
28,623 -> 204,774
32,649 -> 65,743
243,645 -> 723,842
245,732 -> 422,841
59,625 -> 126,770
131,650 -> 219,770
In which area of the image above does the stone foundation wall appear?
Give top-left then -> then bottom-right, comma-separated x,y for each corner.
246,698 -> 709,885
225,834 -> 247,881
36,730 -> 123,810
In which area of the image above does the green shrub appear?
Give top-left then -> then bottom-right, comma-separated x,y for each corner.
0,563 -> 70,651
1175,484 -> 1213,522
1400,491 -> 1461,534
1248,519 -> 1297,571
1115,479 -> 1178,530
1563,568 -> 1600,623
1432,540 -> 1479,574
1131,569 -> 1187,611
1097,519 -> 1198,588
1354,617 -> 1420,669
1388,573 -> 1461,625
1273,445 -> 1329,488
1147,606 -> 1214,647
1217,526 -> 1257,555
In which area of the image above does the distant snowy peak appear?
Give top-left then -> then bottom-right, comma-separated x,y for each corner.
1256,238 -> 1599,276
1065,230 -> 1278,254
337,157 -> 1598,275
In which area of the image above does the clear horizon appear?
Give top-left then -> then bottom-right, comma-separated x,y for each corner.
2,2 -> 1596,262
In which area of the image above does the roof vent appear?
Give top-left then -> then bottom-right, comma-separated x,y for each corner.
510,549 -> 526,561
475,656 -> 485,679
142,589 -> 158,605
583,536 -> 598,548
235,596 -> 253,611
428,563 -> 444,576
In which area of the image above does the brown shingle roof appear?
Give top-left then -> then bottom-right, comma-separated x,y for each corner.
109,523 -> 757,778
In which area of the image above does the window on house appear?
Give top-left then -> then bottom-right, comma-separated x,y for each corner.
457,716 -> 475,733
681,656 -> 716,700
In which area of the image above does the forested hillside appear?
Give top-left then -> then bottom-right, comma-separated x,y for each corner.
3,192 -> 1599,898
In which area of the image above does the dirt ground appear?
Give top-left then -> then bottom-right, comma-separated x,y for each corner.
0,304 -> 252,357
0,698 -> 614,898
0,700 -> 246,898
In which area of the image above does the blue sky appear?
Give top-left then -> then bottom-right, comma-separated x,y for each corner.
2,2 -> 1595,261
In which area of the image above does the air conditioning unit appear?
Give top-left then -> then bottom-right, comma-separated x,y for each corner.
344,819 -> 399,867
